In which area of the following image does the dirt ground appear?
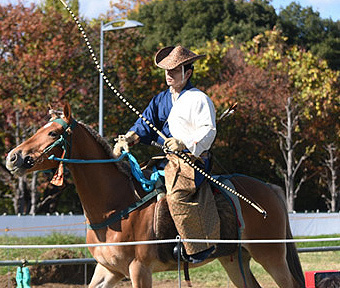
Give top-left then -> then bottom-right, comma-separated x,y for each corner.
0,248 -> 212,287
0,275 -> 208,288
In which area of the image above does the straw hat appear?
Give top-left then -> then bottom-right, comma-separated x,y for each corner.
154,45 -> 205,70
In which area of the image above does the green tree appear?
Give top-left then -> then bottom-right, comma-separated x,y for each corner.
130,0 -> 277,50
120,0 -> 340,70
129,0 -> 184,51
277,2 -> 340,70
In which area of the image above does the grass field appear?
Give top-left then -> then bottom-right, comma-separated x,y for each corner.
157,250 -> 339,287
0,234 -> 339,287
0,234 -> 87,275
153,235 -> 340,287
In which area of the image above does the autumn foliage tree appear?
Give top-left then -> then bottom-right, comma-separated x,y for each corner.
0,2 -> 96,213
0,0 -> 339,214
199,30 -> 339,212
191,38 -> 288,183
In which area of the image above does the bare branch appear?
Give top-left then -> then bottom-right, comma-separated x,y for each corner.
294,174 -> 307,197
280,119 -> 288,130
279,137 -> 288,164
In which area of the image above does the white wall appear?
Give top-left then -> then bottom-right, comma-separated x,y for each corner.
0,213 -> 339,238
0,214 -> 86,237
289,213 -> 340,237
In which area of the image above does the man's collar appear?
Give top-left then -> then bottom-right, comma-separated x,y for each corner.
168,81 -> 193,100
179,81 -> 193,96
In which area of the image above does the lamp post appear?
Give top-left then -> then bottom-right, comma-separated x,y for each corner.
99,19 -> 143,136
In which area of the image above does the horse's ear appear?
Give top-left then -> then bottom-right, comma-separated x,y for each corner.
48,104 -> 58,120
63,101 -> 72,121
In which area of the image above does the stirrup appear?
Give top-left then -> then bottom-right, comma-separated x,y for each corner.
173,243 -> 215,264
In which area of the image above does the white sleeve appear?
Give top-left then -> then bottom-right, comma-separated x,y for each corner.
168,88 -> 216,157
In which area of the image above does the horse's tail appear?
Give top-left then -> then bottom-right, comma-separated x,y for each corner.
268,184 -> 305,287
286,224 -> 305,287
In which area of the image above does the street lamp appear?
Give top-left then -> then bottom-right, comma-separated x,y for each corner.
99,19 -> 144,136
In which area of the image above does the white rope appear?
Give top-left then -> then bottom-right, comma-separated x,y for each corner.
0,237 -> 339,249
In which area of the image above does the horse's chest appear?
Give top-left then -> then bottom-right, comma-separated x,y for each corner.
94,247 -> 118,264
93,246 -> 130,271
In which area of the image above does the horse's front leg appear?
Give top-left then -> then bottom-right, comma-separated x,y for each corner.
89,263 -> 125,288
129,259 -> 152,288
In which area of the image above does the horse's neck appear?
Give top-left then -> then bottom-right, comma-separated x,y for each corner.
68,125 -> 135,223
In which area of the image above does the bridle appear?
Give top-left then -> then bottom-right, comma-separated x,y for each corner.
20,117 -> 77,170
43,118 -> 77,157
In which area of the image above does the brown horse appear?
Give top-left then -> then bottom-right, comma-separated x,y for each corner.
6,103 -> 305,288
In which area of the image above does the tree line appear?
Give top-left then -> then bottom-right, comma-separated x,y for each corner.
0,0 -> 339,214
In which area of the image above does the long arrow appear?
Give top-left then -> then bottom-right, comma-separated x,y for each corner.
57,0 -> 267,217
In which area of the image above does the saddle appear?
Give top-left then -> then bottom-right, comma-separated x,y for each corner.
141,155 -> 244,262
152,174 -> 243,261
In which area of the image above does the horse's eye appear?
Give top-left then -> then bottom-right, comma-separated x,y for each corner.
48,131 -> 59,138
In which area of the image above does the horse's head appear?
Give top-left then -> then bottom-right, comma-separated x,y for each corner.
6,102 -> 75,176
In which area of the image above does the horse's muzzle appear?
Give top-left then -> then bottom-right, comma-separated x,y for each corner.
6,150 -> 33,175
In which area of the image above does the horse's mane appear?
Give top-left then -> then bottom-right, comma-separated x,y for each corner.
78,121 -> 114,157
77,121 -> 132,177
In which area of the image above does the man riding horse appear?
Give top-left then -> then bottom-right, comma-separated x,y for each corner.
114,45 -> 220,263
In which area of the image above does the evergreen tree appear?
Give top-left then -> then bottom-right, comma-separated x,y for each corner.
277,2 -> 340,70
130,0 -> 277,50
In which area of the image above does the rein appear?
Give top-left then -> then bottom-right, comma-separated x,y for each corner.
49,151 -> 164,193
46,117 -> 163,192
56,0 -> 267,218
46,117 -> 163,230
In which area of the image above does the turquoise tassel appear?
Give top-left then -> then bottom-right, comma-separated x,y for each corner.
15,267 -> 23,288
16,266 -> 31,288
22,267 -> 31,288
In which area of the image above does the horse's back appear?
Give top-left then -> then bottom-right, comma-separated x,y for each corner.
228,174 -> 288,240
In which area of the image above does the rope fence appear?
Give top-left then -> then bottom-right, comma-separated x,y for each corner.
0,236 -> 339,288
0,245 -> 339,269
1,217 -> 339,288
0,237 -> 340,249
0,246 -> 340,268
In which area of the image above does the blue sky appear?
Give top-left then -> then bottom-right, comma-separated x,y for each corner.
271,0 -> 339,21
0,0 -> 339,21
